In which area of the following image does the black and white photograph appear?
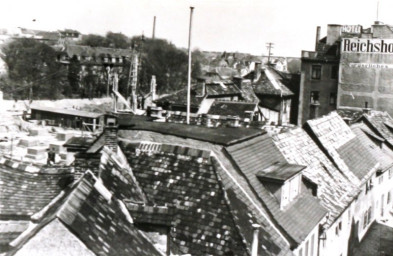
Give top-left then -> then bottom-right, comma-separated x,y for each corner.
0,0 -> 392,255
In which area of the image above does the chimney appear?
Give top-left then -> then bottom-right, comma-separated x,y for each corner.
151,75 -> 157,101
104,114 -> 118,153
251,224 -> 260,256
254,62 -> 261,82
315,26 -> 321,51
197,78 -> 206,97
363,101 -> 371,114
233,76 -> 243,89
327,24 -> 342,45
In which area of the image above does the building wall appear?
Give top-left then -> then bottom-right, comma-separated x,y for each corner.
293,223 -> 320,256
338,38 -> 393,116
298,60 -> 338,125
373,167 -> 393,220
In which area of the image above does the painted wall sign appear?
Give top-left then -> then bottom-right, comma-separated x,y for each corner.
340,25 -> 362,34
342,38 -> 393,54
349,63 -> 393,69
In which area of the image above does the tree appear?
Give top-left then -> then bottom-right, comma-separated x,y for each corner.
68,55 -> 81,95
80,34 -> 107,47
105,32 -> 129,49
1,38 -> 70,100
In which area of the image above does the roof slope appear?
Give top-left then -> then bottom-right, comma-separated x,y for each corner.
307,112 -> 378,181
351,123 -> 393,171
207,101 -> 258,118
226,135 -> 327,246
0,164 -> 74,219
253,67 -> 293,96
271,128 -> 360,227
8,172 -> 162,256
362,110 -> 393,147
119,140 -> 293,256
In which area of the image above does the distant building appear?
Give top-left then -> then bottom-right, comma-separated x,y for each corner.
298,22 -> 393,125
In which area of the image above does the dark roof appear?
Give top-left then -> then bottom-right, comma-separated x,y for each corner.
119,141 -> 249,255
116,130 -> 294,255
226,135 -> 327,246
100,147 -> 147,203
63,136 -> 96,152
0,220 -> 29,251
119,117 -> 265,146
352,222 -> 393,256
207,101 -> 258,118
271,128 -> 360,227
0,163 -> 74,220
253,67 -> 294,96
31,106 -> 103,119
206,82 -> 242,96
257,163 -> 306,183
8,172 -> 162,256
155,87 -> 205,108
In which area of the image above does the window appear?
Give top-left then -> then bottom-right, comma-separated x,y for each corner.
310,234 -> 315,256
310,91 -> 320,104
388,192 -> 391,204
299,248 -> 303,256
335,221 -> 342,236
389,169 -> 392,179
379,175 -> 384,184
363,207 -> 373,230
330,93 -> 336,105
305,240 -> 309,256
311,65 -> 322,80
331,65 -> 338,79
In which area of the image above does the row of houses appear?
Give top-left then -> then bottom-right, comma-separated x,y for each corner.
0,108 -> 392,255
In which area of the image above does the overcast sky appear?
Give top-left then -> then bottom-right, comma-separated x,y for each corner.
0,0 -> 390,57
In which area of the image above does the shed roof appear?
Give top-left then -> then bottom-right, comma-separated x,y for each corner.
207,101 -> 258,118
253,67 -> 293,97
31,106 -> 103,119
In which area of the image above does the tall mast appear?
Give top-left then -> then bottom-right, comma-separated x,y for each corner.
186,7 -> 194,124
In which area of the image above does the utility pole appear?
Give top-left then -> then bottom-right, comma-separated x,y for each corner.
266,42 -> 274,64
152,16 -> 156,39
186,6 -> 194,125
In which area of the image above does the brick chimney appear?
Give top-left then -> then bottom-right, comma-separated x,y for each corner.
233,76 -> 243,89
251,224 -> 260,256
104,114 -> 118,153
315,26 -> 321,51
253,61 -> 262,82
196,77 -> 206,97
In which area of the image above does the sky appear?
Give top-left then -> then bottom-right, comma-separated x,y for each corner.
0,0 -> 390,57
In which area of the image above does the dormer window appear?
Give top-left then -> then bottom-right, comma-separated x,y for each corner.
256,163 -> 305,210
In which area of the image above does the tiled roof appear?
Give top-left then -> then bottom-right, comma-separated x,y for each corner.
0,164 -> 74,219
8,172 -> 162,256
0,220 -> 29,251
253,67 -> 293,96
119,140 -> 293,256
155,87 -> 205,108
100,147 -> 147,203
206,82 -> 242,96
257,163 -> 305,183
362,110 -> 393,147
63,136 -> 95,152
307,112 -> 378,182
119,120 -> 264,146
207,101 -> 258,118
226,135 -> 327,246
272,128 -> 360,227
351,123 -> 393,171
120,141 -> 248,255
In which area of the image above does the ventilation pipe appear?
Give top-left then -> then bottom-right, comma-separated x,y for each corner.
251,223 -> 261,256
315,26 -> 321,51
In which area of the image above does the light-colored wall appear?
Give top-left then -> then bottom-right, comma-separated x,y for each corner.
293,223 -> 321,256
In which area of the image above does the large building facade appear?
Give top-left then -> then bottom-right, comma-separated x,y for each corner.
298,22 -> 393,125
